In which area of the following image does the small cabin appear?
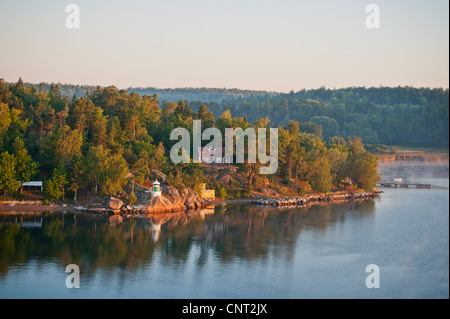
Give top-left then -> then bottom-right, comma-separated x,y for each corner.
21,181 -> 43,192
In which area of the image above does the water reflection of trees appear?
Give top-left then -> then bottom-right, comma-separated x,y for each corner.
0,200 -> 375,278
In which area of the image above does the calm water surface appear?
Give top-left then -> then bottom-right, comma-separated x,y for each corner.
0,161 -> 448,298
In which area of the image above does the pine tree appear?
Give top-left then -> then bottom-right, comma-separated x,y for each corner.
44,164 -> 67,200
12,137 -> 37,191
0,152 -> 21,194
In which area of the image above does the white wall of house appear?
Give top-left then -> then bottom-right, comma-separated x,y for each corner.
198,146 -> 232,164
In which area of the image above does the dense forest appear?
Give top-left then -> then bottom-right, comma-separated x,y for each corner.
232,87 -> 449,147
21,82 -> 276,104
2,77 -> 439,202
16,81 -> 449,148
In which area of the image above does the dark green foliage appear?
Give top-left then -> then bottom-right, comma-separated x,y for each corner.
3,78 -> 438,199
44,165 -> 67,200
234,87 -> 448,148
127,191 -> 137,205
0,152 -> 21,193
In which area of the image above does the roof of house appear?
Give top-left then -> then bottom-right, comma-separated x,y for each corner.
21,181 -> 43,187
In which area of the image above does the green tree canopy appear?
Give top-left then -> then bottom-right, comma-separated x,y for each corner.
0,152 -> 21,193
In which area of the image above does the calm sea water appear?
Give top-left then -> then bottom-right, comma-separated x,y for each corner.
0,161 -> 448,299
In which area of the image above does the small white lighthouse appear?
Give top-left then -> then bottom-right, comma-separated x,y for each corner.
152,179 -> 161,197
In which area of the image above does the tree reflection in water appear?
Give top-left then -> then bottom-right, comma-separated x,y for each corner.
0,200 -> 375,279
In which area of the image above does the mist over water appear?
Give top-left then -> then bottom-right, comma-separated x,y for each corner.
379,161 -> 449,188
0,161 -> 448,298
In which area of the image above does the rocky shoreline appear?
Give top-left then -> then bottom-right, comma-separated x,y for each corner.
74,183 -> 206,215
1,185 -> 382,215
252,191 -> 380,207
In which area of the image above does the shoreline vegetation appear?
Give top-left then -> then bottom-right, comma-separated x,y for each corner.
1,78 -> 448,216
1,153 -> 446,215
5,149 -> 446,214
0,190 -> 382,214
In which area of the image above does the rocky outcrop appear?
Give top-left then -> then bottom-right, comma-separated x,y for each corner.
128,183 -> 204,214
86,183 -> 205,215
160,185 -> 204,210
142,195 -> 185,214
106,197 -> 124,210
184,189 -> 203,209
161,184 -> 186,205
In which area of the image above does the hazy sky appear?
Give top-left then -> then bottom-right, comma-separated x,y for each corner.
0,0 -> 448,92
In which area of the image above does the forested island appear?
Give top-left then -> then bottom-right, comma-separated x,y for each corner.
0,78 -> 448,208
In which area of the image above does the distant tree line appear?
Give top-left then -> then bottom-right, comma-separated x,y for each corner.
232,87 -> 449,148
18,81 -> 277,104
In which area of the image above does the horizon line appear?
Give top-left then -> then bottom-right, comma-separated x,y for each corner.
2,77 -> 449,94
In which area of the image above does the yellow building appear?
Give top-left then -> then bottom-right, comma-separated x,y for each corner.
200,183 -> 215,199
